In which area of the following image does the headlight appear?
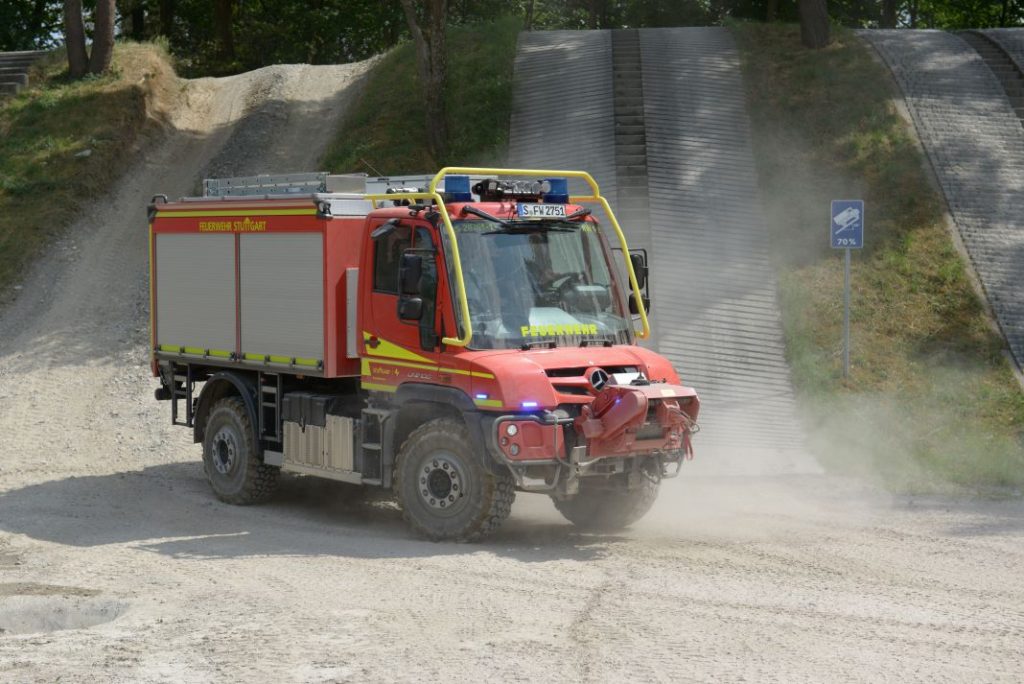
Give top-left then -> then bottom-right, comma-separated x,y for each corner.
506,424 -> 519,437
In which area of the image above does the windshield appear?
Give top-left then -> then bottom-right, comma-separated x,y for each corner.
447,218 -> 632,350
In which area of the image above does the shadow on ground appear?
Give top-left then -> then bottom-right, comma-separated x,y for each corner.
0,463 -> 630,563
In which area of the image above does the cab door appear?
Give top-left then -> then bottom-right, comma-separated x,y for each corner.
360,219 -> 442,390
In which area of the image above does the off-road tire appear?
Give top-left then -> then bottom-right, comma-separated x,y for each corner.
553,475 -> 659,531
202,397 -> 279,505
396,418 -> 515,542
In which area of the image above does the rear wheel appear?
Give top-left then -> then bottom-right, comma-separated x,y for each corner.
202,397 -> 279,505
553,475 -> 659,531
396,418 -> 515,542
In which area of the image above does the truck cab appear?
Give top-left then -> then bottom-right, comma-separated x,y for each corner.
150,168 -> 699,541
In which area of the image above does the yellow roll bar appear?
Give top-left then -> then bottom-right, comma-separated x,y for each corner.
367,167 -> 652,347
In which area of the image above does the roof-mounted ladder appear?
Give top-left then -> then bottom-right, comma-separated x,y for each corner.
203,172 -> 329,197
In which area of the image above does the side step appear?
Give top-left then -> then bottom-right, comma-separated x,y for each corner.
359,408 -> 390,485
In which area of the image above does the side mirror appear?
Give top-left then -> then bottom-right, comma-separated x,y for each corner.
629,294 -> 651,315
400,253 -> 423,295
629,252 -> 648,290
371,218 -> 399,239
399,296 -> 424,320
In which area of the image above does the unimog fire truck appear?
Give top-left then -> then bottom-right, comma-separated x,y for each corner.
149,167 -> 699,541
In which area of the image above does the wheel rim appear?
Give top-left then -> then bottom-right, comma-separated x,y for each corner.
211,427 -> 238,476
416,452 -> 468,517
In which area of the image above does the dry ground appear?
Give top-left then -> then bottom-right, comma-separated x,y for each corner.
0,61 -> 1022,683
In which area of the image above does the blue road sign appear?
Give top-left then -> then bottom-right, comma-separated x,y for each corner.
831,200 -> 864,249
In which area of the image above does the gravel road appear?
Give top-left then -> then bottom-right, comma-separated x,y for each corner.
1,62 -> 1023,683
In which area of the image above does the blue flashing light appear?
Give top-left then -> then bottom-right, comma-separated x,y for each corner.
521,401 -> 539,409
445,174 -> 473,201
475,393 -> 489,400
543,178 -> 569,204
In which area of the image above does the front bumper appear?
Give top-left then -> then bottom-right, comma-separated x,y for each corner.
485,384 -> 699,494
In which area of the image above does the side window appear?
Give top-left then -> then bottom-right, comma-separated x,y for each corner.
373,225 -> 412,293
414,227 -> 433,249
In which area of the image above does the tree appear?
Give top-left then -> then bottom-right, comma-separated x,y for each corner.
881,0 -> 897,27
1,0 -> 63,51
159,0 -> 176,37
215,0 -> 235,61
63,0 -> 89,78
399,0 -> 448,160
120,0 -> 148,40
798,0 -> 830,48
63,0 -> 116,78
90,0 -> 116,74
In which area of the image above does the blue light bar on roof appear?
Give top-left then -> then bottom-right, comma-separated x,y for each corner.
543,178 -> 569,203
445,174 -> 472,201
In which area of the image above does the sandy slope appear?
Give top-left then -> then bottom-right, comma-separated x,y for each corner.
0,61 -> 1023,682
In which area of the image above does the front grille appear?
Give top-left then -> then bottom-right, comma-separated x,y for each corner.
545,365 -> 638,378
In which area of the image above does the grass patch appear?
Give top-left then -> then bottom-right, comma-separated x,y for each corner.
322,16 -> 522,174
0,42 -> 177,299
732,23 -> 1024,492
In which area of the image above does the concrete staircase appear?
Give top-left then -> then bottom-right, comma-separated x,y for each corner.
861,30 -> 1024,369
611,30 -> 653,263
509,27 -> 814,475
959,31 -> 1024,126
0,50 -> 47,97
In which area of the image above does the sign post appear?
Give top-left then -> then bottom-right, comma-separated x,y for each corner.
830,200 -> 864,378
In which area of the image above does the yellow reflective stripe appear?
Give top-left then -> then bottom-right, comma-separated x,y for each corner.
157,209 -> 318,218
361,382 -> 397,393
360,359 -> 371,375
364,357 -> 494,379
242,353 -> 320,366
362,332 -> 434,364
473,398 -> 502,408
158,345 -> 233,358
368,358 -> 436,372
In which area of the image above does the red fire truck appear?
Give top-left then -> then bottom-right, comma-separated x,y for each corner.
150,167 -> 699,541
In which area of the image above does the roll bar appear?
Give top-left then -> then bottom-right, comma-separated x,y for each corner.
367,167 -> 652,348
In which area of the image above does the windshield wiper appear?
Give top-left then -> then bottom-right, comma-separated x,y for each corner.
566,208 -> 591,221
460,205 -> 511,227
520,339 -> 558,350
580,335 -> 615,347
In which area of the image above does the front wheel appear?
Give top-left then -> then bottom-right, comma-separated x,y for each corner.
553,475 -> 659,531
396,418 -> 515,542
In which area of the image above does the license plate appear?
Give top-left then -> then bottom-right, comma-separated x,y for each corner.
517,203 -> 567,219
